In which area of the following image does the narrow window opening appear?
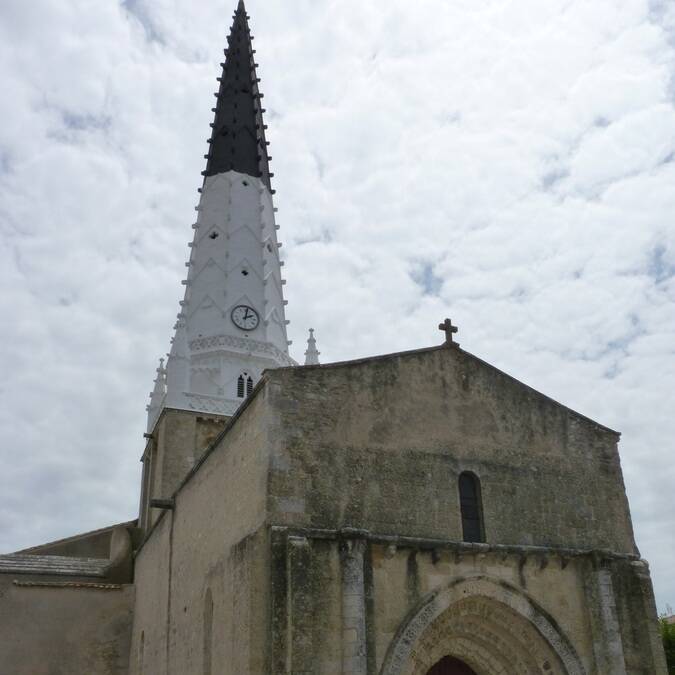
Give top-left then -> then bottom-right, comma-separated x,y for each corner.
459,472 -> 484,543
237,375 -> 245,398
203,588 -> 213,675
246,376 -> 254,396
242,180 -> 249,186
209,231 -> 219,240
241,269 -> 249,276
139,631 -> 145,675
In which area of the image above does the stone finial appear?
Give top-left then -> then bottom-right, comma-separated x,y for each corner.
304,328 -> 320,365
150,359 -> 166,401
438,318 -> 459,347
146,357 -> 167,433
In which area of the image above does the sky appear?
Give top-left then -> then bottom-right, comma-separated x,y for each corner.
0,0 -> 673,612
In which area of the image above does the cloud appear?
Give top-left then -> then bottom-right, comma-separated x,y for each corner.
0,0 -> 673,614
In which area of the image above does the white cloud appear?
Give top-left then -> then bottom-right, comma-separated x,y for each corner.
0,0 -> 673,613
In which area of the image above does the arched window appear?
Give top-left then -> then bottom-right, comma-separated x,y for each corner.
237,373 -> 254,398
459,472 -> 484,543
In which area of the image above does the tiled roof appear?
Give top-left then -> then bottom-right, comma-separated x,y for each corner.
0,553 -> 108,578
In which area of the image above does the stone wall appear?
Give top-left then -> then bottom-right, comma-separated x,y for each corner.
0,574 -> 133,675
129,514 -> 171,673
140,409 -> 228,530
611,558 -> 668,674
266,346 -> 637,553
130,389 -> 272,674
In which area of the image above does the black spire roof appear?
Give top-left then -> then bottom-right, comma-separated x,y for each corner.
203,0 -> 272,190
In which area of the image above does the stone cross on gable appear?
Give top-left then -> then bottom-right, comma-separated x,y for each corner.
438,318 -> 459,346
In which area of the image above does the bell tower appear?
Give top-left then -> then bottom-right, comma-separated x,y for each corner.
140,1 -> 293,527
147,0 -> 293,435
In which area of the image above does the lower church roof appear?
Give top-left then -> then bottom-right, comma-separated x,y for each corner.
0,553 -> 109,578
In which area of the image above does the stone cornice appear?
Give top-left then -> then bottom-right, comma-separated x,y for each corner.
270,525 -> 642,565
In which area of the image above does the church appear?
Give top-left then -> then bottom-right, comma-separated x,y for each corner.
0,2 -> 668,674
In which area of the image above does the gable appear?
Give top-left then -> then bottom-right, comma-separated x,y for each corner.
271,345 -> 617,455
265,345 -> 635,554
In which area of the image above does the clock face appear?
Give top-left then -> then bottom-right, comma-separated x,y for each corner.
231,305 -> 259,331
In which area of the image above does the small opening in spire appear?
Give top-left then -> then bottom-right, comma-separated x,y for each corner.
209,231 -> 220,240
242,180 -> 249,186
241,269 -> 249,276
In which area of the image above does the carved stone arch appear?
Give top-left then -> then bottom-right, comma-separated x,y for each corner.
380,575 -> 586,675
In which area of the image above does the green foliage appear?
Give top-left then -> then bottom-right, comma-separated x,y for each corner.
660,617 -> 675,674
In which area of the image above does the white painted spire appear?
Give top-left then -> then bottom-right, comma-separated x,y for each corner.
146,3 -> 294,432
304,328 -> 320,365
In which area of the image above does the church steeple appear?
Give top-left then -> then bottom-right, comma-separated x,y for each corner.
204,0 -> 272,190
147,2 -> 294,431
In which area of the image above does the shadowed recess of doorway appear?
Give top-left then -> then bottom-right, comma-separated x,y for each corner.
427,656 -> 477,675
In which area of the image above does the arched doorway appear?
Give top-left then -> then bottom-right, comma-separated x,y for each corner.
427,656 -> 477,675
380,576 -> 586,675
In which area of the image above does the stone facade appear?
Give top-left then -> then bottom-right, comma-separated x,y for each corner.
264,346 -> 636,552
0,342 -> 668,673
125,344 -> 667,673
267,529 -> 662,675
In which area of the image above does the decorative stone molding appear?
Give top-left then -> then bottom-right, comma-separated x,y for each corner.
184,393 -> 239,416
272,525 -> 639,566
189,333 -> 295,367
379,575 -> 586,675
